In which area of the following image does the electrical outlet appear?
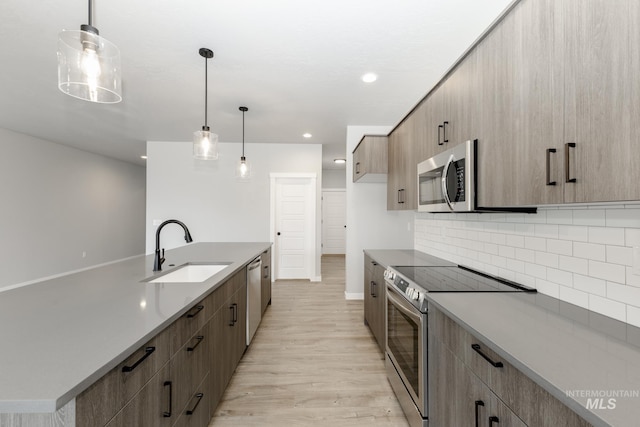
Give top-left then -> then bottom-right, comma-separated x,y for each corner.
82,251 -> 86,258
634,246 -> 640,276
407,222 -> 412,232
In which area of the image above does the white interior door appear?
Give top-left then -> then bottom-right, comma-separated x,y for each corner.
322,190 -> 346,255
273,176 -> 315,280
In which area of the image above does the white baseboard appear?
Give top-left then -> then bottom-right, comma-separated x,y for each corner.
344,292 -> 364,300
311,275 -> 322,282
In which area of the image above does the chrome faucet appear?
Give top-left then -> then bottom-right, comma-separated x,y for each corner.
153,219 -> 193,271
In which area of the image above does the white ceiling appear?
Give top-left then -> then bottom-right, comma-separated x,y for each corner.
0,0 -> 513,170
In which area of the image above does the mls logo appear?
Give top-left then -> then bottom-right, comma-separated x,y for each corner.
586,398 -> 616,410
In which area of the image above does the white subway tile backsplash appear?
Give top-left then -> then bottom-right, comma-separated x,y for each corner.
606,208 -> 640,228
627,306 -> 640,328
558,225 -> 589,242
535,251 -> 559,268
573,209 -> 606,226
558,255 -> 589,275
606,245 -> 633,266
588,260 -> 626,283
525,236 -> 546,251
547,268 -> 573,287
414,204 -> 640,325
606,282 -> 640,307
546,239 -> 573,256
588,227 -> 625,246
573,274 -> 606,296
588,294 -> 626,322
559,286 -> 589,309
573,242 -> 606,261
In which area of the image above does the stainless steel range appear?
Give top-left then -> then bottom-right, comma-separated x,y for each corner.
384,265 -> 535,427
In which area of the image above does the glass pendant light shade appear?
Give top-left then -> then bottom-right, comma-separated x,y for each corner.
236,106 -> 251,180
57,25 -> 122,103
194,48 -> 218,160
236,156 -> 251,179
193,126 -> 219,160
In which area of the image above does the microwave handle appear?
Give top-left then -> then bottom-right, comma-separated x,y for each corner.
441,154 -> 455,211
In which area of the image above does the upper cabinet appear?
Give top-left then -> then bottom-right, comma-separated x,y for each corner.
477,0 -> 640,207
387,120 -> 417,210
352,135 -> 388,183
390,0 -> 640,209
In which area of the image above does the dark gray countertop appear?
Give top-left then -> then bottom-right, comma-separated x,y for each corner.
0,242 -> 270,413
427,292 -> 640,427
363,249 -> 456,268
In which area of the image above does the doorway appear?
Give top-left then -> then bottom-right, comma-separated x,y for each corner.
321,189 -> 346,255
270,173 -> 318,281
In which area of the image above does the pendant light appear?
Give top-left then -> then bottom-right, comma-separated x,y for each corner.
193,48 -> 219,160
57,0 -> 122,103
236,106 -> 251,179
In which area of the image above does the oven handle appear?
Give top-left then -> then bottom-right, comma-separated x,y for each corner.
386,283 -> 422,324
441,154 -> 455,210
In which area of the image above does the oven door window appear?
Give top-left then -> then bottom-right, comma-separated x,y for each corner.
387,297 -> 420,394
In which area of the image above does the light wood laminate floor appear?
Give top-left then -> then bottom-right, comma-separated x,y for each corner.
208,255 -> 409,427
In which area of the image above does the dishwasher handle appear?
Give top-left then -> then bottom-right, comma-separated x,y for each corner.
248,257 -> 262,271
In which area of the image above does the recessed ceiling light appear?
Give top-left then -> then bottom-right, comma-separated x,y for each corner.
334,158 -> 346,164
303,133 -> 312,138
362,73 -> 378,83
140,155 -> 147,159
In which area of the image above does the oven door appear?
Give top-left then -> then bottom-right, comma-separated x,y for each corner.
386,282 -> 428,419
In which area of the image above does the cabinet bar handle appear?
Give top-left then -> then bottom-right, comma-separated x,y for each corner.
187,335 -> 204,352
475,400 -> 485,427
355,162 -> 361,174
489,416 -> 500,426
263,265 -> 269,279
233,303 -> 238,323
370,281 -> 376,298
186,392 -> 204,415
186,304 -> 204,318
229,305 -> 235,326
546,148 -> 557,186
438,124 -> 444,145
122,346 -> 155,373
565,142 -> 577,183
443,121 -> 449,144
163,381 -> 172,417
471,344 -> 503,368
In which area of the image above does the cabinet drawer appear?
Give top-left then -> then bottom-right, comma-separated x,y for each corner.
431,307 -> 592,427
172,296 -> 212,354
170,324 -> 210,417
104,364 -> 173,427
76,324 -> 174,427
173,373 -> 211,427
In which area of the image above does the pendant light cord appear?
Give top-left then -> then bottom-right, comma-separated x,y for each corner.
88,0 -> 92,26
242,109 -> 245,156
204,56 -> 208,128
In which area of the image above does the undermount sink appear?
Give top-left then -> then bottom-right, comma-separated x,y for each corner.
146,263 -> 230,283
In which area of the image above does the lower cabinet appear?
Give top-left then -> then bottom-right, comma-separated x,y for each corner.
363,255 -> 386,353
260,248 -> 272,314
76,267 -> 249,427
428,306 -> 592,427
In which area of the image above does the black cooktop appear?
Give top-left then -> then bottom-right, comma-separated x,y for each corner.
392,265 -> 536,293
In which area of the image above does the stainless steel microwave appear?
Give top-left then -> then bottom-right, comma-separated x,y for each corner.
417,140 -> 476,212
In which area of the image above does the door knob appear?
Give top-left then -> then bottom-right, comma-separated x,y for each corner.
277,232 -> 281,236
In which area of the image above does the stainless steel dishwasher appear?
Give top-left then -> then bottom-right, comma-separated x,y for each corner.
246,256 -> 262,345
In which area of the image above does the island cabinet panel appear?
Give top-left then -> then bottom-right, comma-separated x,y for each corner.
76,266 -> 250,427
260,248 -> 272,314
428,305 -> 592,427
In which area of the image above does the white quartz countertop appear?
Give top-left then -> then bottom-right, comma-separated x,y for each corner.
0,242 -> 270,413
427,292 -> 640,427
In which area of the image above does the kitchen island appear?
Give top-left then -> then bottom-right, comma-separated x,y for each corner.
0,242 -> 270,426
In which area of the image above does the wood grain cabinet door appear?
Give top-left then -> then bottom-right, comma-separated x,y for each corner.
563,0 -> 640,203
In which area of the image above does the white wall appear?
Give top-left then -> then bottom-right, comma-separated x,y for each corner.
322,169 -> 346,189
146,141 -> 323,278
0,128 -> 146,291
345,126 -> 414,298
415,205 -> 640,326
